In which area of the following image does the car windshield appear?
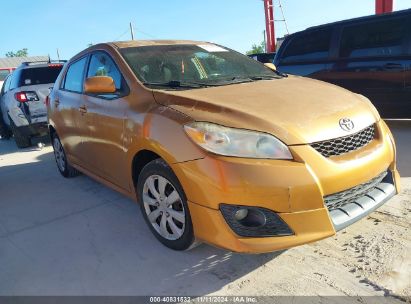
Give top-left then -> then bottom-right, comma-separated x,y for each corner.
19,66 -> 63,87
120,44 -> 281,89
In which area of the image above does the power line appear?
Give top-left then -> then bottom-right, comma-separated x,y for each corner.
257,0 -> 290,35
277,0 -> 290,35
113,28 -> 131,41
113,24 -> 157,41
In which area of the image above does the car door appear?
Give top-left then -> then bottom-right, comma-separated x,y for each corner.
323,16 -> 411,118
275,28 -> 333,78
81,51 -> 129,190
55,56 -> 90,165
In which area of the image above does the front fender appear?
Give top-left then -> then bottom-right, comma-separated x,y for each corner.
126,105 -> 206,186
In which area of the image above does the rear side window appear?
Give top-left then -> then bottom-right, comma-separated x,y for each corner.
87,52 -> 122,90
340,17 -> 408,58
1,75 -> 12,95
281,29 -> 332,63
18,66 -> 62,87
63,57 -> 88,93
0,69 -> 10,81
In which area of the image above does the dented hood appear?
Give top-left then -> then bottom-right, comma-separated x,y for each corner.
153,76 -> 379,145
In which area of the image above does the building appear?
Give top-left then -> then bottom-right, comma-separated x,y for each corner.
0,56 -> 49,69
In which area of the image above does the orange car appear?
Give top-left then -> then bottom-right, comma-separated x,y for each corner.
47,41 -> 400,253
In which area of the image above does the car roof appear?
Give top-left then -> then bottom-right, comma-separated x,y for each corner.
16,61 -> 66,70
110,40 -> 212,49
292,8 -> 411,35
71,40 -> 220,61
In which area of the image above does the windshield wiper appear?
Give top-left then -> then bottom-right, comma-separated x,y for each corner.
249,75 -> 281,80
211,75 -> 282,85
143,80 -> 213,89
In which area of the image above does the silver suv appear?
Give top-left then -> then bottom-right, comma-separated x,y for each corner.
0,61 -> 64,148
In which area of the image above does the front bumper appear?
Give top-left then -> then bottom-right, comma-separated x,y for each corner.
188,201 -> 335,253
170,120 -> 400,253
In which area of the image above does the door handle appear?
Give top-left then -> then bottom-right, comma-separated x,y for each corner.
383,63 -> 403,70
79,105 -> 87,114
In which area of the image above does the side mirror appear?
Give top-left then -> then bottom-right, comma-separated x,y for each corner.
84,76 -> 116,94
264,63 -> 277,71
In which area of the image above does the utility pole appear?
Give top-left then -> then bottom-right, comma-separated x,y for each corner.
376,0 -> 393,14
264,0 -> 276,52
130,22 -> 135,40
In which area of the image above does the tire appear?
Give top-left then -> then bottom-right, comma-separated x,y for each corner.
0,115 -> 12,139
52,134 -> 81,178
137,158 -> 196,251
9,119 -> 31,148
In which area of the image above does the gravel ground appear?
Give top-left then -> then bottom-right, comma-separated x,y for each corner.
0,121 -> 409,299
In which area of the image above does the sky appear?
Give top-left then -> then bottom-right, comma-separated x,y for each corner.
1,0 -> 410,60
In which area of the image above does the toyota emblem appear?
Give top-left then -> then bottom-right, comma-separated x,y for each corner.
339,118 -> 355,132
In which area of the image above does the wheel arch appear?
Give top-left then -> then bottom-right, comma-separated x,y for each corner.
131,149 -> 163,188
48,124 -> 56,141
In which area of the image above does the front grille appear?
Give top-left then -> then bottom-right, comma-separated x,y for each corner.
311,125 -> 375,158
324,171 -> 387,211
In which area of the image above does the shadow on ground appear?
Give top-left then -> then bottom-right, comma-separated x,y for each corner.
0,141 -> 282,296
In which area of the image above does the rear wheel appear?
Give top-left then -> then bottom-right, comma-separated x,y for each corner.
52,134 -> 80,178
10,119 -> 31,148
137,159 -> 196,251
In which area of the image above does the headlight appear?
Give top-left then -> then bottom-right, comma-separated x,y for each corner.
183,122 -> 293,159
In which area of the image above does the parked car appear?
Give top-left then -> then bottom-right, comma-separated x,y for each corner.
248,52 -> 276,63
274,9 -> 411,119
48,41 -> 399,253
0,61 -> 64,147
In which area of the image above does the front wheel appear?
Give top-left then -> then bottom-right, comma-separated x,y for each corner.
137,159 -> 196,251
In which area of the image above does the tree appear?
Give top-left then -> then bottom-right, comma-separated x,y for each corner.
5,48 -> 28,57
246,41 -> 266,55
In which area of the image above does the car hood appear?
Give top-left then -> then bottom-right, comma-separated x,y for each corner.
152,76 -> 379,145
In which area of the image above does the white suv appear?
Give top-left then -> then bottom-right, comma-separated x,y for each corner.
0,61 -> 64,148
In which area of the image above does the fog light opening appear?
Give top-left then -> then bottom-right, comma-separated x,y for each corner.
235,208 -> 266,228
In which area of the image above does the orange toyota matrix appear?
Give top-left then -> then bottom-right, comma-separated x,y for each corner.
47,41 -> 400,253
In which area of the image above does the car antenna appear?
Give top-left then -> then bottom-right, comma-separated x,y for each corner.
48,55 -> 51,64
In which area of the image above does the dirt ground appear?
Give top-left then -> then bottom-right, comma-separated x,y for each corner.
0,120 -> 410,299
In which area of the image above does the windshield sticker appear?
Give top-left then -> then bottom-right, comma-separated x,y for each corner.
198,44 -> 228,53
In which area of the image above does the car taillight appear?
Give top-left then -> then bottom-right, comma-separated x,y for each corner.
15,92 -> 28,102
45,95 -> 50,106
48,64 -> 63,68
15,91 -> 39,103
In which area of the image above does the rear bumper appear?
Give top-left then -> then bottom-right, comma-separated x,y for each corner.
17,122 -> 48,137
